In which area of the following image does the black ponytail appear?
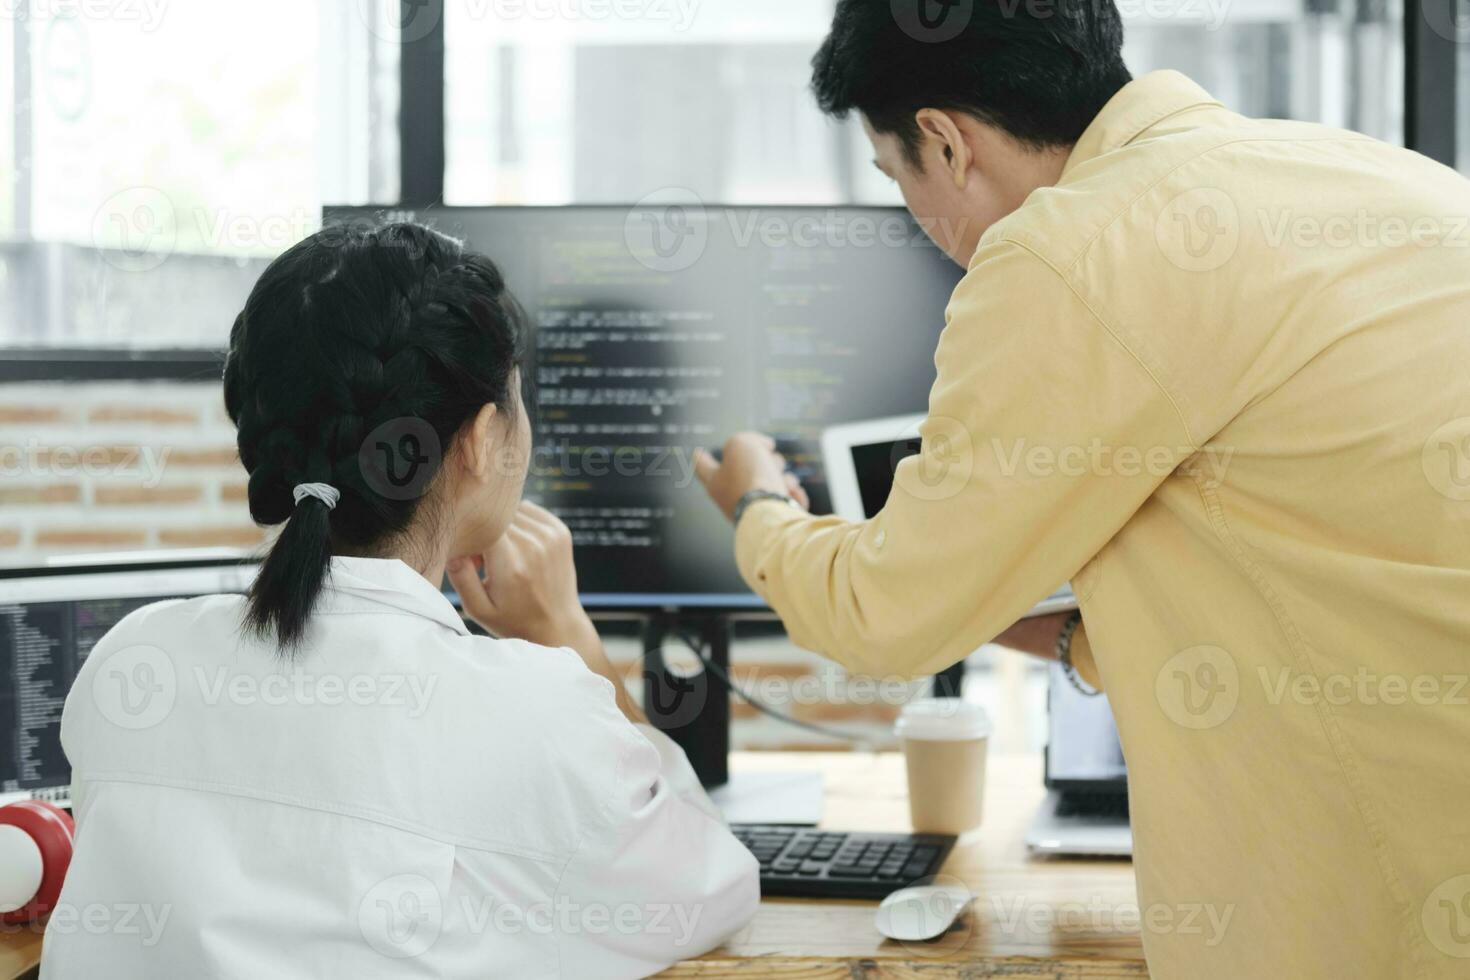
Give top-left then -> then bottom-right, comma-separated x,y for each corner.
223,222 -> 525,651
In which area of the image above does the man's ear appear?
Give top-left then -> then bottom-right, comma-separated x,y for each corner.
915,108 -> 972,189
458,403 -> 500,480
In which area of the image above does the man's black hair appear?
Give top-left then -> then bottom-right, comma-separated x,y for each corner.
812,0 -> 1133,168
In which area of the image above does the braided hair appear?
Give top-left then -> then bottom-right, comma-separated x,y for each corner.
223,221 -> 525,651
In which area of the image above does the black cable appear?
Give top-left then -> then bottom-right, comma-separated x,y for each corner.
670,630 -> 871,744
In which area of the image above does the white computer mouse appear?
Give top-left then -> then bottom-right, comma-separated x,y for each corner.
874,883 -> 973,942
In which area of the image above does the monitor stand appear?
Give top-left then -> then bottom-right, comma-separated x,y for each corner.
641,613 -> 731,789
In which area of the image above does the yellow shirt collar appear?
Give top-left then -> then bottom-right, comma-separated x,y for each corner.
1061,70 -> 1223,180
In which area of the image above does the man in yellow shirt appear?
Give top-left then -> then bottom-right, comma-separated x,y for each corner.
693,2 -> 1470,977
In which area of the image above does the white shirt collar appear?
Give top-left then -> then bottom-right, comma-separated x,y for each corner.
318,556 -> 470,636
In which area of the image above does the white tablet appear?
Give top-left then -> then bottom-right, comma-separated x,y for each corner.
819,413 -> 1077,618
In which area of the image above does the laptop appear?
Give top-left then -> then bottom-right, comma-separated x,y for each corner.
1025,662 -> 1132,856
0,556 -> 259,809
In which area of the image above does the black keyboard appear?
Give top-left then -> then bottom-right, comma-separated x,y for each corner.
1054,792 -> 1130,819
730,824 -> 957,899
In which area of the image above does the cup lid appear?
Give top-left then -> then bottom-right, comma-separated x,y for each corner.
894,698 -> 991,741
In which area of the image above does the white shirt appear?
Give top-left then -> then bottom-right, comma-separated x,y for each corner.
41,557 -> 759,979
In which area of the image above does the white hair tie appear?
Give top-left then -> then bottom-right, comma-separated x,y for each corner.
292,483 -> 341,511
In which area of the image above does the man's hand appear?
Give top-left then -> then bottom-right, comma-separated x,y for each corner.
693,432 -> 810,523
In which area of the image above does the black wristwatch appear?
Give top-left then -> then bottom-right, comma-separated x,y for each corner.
733,489 -> 798,526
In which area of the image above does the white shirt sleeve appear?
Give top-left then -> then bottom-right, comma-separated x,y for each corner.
552,721 -> 760,978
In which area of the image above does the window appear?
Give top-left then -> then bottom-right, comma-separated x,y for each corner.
3,0 -> 1432,354
1459,5 -> 1470,171
444,0 -> 1407,211
1123,0 -> 1403,146
1,15 -> 13,237
443,0 -> 856,206
1,1 -> 398,350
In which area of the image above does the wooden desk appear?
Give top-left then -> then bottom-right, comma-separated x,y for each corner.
672,752 -> 1147,979
0,930 -> 38,980
0,753 -> 1145,980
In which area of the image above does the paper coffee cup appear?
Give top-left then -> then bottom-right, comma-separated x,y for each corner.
895,699 -> 991,835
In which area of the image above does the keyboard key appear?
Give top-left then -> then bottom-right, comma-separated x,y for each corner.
798,861 -> 826,876
827,865 -> 868,878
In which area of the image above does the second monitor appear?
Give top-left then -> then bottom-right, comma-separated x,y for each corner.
324,204 -> 965,609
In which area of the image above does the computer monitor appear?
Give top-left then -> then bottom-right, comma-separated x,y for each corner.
0,559 -> 258,802
323,205 -> 966,610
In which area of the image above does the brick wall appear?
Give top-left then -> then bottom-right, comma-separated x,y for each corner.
0,380 -> 1043,752
0,381 -> 258,560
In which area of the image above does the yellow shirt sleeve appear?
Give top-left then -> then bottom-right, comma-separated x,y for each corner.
735,240 -> 1196,679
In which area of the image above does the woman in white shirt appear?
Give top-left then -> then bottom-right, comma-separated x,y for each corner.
41,222 -> 759,979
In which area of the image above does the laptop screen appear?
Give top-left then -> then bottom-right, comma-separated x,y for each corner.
0,561 -> 258,799
1044,662 -> 1128,792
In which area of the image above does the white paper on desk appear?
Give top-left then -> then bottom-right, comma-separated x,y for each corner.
710,771 -> 824,825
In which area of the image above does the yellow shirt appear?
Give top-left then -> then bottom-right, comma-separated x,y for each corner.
737,71 -> 1470,979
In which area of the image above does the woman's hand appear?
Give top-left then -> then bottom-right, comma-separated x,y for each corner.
447,500 -> 646,724
447,500 -> 592,649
